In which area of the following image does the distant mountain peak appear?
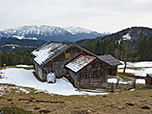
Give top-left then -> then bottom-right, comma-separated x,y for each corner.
64,26 -> 93,35
0,25 -> 106,42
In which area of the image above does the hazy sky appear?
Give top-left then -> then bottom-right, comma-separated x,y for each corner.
0,0 -> 152,33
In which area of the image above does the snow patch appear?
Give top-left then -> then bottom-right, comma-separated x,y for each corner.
122,33 -> 131,40
13,35 -> 24,39
118,61 -> 152,68
16,65 -> 33,67
130,89 -> 135,91
32,43 -> 67,65
0,68 -> 108,96
136,79 -> 145,84
0,85 -> 30,96
19,88 -> 30,94
13,35 -> 38,40
118,61 -> 152,77
108,78 -> 131,84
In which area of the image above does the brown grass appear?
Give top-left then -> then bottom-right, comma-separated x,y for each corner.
117,72 -> 134,81
0,83 -> 152,114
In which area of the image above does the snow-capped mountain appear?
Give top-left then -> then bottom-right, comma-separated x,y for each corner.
64,27 -> 93,35
0,25 -> 106,42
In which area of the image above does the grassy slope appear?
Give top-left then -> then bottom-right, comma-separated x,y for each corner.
0,84 -> 152,114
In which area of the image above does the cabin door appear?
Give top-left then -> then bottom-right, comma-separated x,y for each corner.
108,68 -> 116,75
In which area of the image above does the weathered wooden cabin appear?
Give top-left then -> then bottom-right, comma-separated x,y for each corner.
32,41 -> 121,88
32,42 -> 96,80
145,74 -> 152,86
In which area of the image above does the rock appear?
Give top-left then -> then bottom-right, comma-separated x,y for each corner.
39,110 -> 51,113
135,95 -> 140,97
7,99 -> 12,101
126,103 -> 134,106
141,106 -> 151,110
34,107 -> 41,110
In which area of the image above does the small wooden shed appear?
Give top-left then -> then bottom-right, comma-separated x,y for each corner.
98,55 -> 122,76
146,74 -> 152,86
65,54 -> 121,88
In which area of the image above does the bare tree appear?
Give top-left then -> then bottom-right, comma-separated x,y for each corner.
123,42 -> 129,74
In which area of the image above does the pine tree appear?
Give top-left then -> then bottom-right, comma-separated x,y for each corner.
147,35 -> 152,60
137,35 -> 148,60
107,38 -> 115,55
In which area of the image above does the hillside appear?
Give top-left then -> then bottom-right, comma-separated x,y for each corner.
0,38 -> 46,51
77,27 -> 152,46
0,25 -> 108,42
76,27 -> 152,61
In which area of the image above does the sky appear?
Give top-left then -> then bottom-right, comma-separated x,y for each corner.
0,0 -> 152,33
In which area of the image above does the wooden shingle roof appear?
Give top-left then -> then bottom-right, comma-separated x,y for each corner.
98,55 -> 122,66
65,55 -> 96,73
147,74 -> 152,77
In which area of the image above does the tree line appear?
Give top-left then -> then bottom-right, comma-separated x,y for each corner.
0,48 -> 35,67
82,35 -> 152,62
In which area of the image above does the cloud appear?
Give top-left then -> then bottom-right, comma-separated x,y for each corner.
0,0 -> 152,32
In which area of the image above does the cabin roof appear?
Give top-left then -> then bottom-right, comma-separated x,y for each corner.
32,42 -> 70,65
32,42 -> 97,66
147,74 -> 152,77
98,55 -> 122,66
65,55 -> 96,73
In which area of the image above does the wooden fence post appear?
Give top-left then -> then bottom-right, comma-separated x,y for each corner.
133,79 -> 136,88
111,82 -> 114,93
116,78 -> 120,89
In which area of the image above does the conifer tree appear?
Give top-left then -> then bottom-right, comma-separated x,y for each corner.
137,35 -> 148,60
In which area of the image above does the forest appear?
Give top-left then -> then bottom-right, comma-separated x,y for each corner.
81,35 -> 152,62
0,35 -> 152,67
0,47 -> 35,67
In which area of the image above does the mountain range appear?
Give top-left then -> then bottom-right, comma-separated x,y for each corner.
0,25 -> 107,42
1,26 -> 152,52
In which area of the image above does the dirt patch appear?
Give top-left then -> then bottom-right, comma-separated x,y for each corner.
39,110 -> 51,113
141,106 -> 151,110
34,107 -> 41,110
126,103 -> 134,106
71,110 -> 90,114
7,99 -> 12,101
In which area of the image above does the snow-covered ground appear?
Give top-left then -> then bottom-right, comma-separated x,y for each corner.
108,78 -> 145,84
118,61 -> 152,68
1,61 -> 151,96
0,68 -> 108,96
118,61 -> 152,77
108,78 -> 131,84
0,85 -> 30,96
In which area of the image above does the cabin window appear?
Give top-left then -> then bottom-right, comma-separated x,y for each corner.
65,53 -> 71,59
